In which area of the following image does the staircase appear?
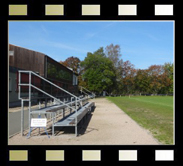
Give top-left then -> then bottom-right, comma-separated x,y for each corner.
18,70 -> 95,137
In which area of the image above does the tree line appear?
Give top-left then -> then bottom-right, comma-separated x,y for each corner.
60,44 -> 173,96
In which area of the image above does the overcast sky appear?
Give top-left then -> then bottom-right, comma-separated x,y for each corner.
9,21 -> 174,69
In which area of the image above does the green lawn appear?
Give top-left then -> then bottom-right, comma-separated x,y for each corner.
107,96 -> 174,145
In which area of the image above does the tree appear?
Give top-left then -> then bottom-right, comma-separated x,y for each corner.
105,44 -> 123,94
122,61 -> 136,94
60,56 -> 81,73
105,44 -> 122,68
135,69 -> 150,94
80,47 -> 116,94
146,65 -> 166,94
161,63 -> 173,94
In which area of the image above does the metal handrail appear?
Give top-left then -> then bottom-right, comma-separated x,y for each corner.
31,84 -> 75,111
80,89 -> 89,96
19,70 -> 79,100
79,86 -> 95,97
79,86 -> 92,94
18,70 -> 84,136
19,83 -> 87,109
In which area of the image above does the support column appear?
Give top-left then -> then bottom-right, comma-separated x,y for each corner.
39,100 -> 41,109
28,72 -> 32,133
52,112 -> 55,136
21,100 -> 24,136
45,98 -> 47,107
75,97 -> 77,137
63,108 -> 65,118
75,124 -> 77,137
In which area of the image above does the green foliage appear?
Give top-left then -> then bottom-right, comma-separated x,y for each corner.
81,48 -> 115,93
59,44 -> 173,95
163,62 -> 173,93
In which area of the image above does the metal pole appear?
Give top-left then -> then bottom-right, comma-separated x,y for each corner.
63,108 -> 65,117
21,100 -> 24,136
52,112 -> 54,136
18,71 -> 21,99
29,71 -> 79,99
39,113 -> 40,135
29,72 -> 31,133
39,100 -> 41,109
45,98 -> 47,107
75,97 -> 77,136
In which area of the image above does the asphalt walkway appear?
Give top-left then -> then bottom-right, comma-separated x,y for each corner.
9,110 -> 29,137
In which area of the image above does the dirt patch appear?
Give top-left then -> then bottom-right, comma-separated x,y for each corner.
8,98 -> 160,145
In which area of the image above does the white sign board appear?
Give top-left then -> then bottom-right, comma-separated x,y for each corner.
31,118 -> 47,127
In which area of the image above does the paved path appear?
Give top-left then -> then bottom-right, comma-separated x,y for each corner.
9,98 -> 160,145
9,110 -> 29,137
9,107 -> 49,137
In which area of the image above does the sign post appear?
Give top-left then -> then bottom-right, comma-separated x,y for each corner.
27,117 -> 50,138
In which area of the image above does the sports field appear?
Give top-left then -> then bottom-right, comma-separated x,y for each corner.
107,96 -> 174,144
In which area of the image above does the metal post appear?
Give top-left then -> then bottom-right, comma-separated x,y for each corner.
63,99 -> 65,118
63,108 -> 65,118
39,114 -> 40,135
21,100 -> 24,136
52,112 -> 54,136
70,108 -> 72,114
39,100 -> 41,109
18,71 -> 21,99
29,72 -> 31,132
45,98 -> 47,107
75,97 -> 77,136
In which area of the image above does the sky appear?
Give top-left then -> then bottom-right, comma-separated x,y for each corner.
9,21 -> 174,69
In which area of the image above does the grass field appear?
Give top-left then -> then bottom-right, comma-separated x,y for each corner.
107,96 -> 174,145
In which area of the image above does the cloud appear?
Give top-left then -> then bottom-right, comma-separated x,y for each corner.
105,22 -> 117,28
85,32 -> 97,39
41,25 -> 49,35
42,40 -> 88,53
146,33 -> 158,41
84,22 -> 117,41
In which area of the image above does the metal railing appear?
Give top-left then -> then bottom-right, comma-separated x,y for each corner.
79,86 -> 95,98
18,70 -> 82,136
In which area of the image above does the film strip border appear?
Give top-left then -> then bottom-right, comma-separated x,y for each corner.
8,4 -> 174,16
5,1 -> 177,165
8,149 -> 175,161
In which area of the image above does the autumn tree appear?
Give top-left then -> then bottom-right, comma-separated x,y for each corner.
60,56 -> 80,73
134,69 -> 150,94
121,60 -> 136,94
146,65 -> 164,94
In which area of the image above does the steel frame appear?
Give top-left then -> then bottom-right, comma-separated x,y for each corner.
18,70 -> 88,137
